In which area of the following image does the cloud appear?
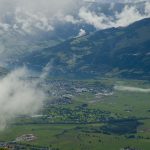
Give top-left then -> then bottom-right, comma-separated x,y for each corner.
78,3 -> 150,29
41,61 -> 54,79
145,2 -> 150,14
61,15 -> 79,24
124,0 -> 150,3
0,0 -> 79,33
84,0 -> 96,2
114,3 -> 150,27
0,67 -> 46,130
0,0 -> 149,33
14,8 -> 54,34
0,0 -> 75,15
96,0 -> 150,3
0,23 -> 10,31
55,13 -> 79,24
114,6 -> 145,27
114,85 -> 150,93
0,0 -> 149,60
79,7 -> 112,29
76,28 -> 86,37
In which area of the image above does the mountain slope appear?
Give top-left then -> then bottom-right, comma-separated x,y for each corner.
1,0 -> 150,67
19,18 -> 150,79
0,66 -> 8,76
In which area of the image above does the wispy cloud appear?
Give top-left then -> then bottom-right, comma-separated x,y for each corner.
0,0 -> 79,33
76,28 -> 86,37
0,67 -> 46,130
0,0 -> 149,33
14,8 -> 54,34
114,5 -> 148,27
79,7 -> 113,29
114,85 -> 150,93
78,2 -> 150,29
55,13 -> 79,24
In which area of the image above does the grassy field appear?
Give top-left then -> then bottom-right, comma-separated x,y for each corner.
0,78 -> 150,150
0,123 -> 150,150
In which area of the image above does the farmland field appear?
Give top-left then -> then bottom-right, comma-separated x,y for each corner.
0,78 -> 150,150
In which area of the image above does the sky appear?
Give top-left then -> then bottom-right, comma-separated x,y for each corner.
0,0 -> 79,33
0,0 -> 150,34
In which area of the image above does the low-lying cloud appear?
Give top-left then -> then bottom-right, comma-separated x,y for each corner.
76,28 -> 86,37
79,2 -> 150,29
114,85 -> 150,93
0,67 -> 46,130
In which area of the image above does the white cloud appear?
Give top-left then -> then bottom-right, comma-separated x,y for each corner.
55,13 -> 79,24
78,3 -> 150,29
145,2 -> 150,14
124,0 -> 150,3
114,6 -> 146,27
0,23 -> 10,31
84,0 -> 96,2
76,29 -> 86,37
41,61 -> 54,79
79,7 -> 113,29
0,0 -> 79,33
114,3 -> 150,27
114,85 -> 150,93
14,8 -> 54,33
0,0 -> 149,33
63,15 -> 79,24
0,67 -> 46,130
0,0 -> 76,15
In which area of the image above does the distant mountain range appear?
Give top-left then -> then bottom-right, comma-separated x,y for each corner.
0,1 -> 149,79
16,18 -> 150,79
0,0 -> 149,63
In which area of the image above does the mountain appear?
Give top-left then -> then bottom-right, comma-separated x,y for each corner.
0,66 -> 8,76
17,18 -> 150,79
0,0 -> 149,65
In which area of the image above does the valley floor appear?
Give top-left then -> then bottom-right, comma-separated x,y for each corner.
0,78 -> 150,150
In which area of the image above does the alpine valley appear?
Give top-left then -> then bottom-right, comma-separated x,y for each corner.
0,1 -> 150,150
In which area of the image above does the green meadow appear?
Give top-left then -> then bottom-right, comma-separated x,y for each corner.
0,79 -> 150,150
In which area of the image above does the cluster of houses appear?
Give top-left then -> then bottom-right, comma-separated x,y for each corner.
15,134 -> 37,142
0,142 -> 17,150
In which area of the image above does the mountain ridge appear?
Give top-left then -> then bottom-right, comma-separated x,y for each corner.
13,18 -> 150,79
